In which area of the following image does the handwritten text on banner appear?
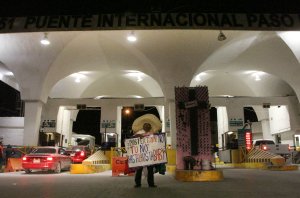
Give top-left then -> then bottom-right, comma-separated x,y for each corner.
125,134 -> 167,168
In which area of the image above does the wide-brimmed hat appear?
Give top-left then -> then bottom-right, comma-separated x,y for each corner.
132,114 -> 162,133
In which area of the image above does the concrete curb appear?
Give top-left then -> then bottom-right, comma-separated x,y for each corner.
70,164 -> 111,174
175,169 -> 224,182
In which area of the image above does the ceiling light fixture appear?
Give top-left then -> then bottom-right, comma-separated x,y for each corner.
195,72 -> 207,81
254,74 -> 261,81
251,71 -> 265,81
127,31 -> 137,42
75,78 -> 81,83
5,71 -> 14,76
40,33 -> 50,45
218,30 -> 227,41
126,71 -> 144,81
195,75 -> 201,81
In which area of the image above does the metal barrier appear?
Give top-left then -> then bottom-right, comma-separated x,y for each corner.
246,147 -> 279,163
5,158 -> 23,172
82,150 -> 110,165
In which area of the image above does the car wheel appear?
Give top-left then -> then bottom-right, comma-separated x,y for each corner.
24,169 -> 31,174
54,163 -> 61,173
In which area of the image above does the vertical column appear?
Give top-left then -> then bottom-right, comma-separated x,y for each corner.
168,100 -> 177,149
217,107 -> 229,149
23,100 -> 43,146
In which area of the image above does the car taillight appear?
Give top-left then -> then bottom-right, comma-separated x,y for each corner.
47,157 -> 53,161
80,151 -> 85,157
22,157 -> 27,161
262,145 -> 267,150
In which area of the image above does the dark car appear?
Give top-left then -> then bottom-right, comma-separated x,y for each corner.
66,146 -> 92,163
22,147 -> 72,173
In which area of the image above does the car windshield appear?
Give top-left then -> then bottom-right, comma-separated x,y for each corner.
67,146 -> 84,151
254,140 -> 275,146
31,148 -> 56,154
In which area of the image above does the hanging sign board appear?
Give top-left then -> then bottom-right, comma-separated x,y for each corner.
125,134 -> 167,168
1,13 -> 300,33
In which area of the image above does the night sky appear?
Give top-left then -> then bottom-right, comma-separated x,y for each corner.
72,106 -> 161,147
72,109 -> 101,145
1,0 -> 300,17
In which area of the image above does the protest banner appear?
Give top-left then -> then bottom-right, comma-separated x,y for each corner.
125,133 -> 167,168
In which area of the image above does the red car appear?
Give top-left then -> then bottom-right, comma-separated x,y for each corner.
66,146 -> 92,163
22,147 -> 72,173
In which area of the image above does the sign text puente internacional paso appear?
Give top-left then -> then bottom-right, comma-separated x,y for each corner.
1,13 -> 300,33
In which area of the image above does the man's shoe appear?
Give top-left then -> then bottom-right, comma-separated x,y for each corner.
134,184 -> 141,188
149,185 -> 157,188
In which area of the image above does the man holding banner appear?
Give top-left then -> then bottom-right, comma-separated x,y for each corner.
125,114 -> 167,188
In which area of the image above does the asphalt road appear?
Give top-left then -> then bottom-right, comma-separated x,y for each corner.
0,168 -> 300,198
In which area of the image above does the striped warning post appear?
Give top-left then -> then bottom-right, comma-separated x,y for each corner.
70,150 -> 111,174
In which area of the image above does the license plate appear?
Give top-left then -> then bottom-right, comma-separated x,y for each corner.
70,153 -> 75,156
33,158 -> 40,163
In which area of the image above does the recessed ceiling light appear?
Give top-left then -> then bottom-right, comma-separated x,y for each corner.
40,33 -> 50,45
75,78 -> 81,83
5,72 -> 14,76
218,30 -> 227,41
94,96 -> 103,100
195,72 -> 207,81
254,75 -> 261,81
126,71 -> 144,81
127,31 -> 137,42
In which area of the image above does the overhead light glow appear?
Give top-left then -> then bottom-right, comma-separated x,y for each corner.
70,72 -> 87,83
254,74 -> 261,81
126,71 -> 144,81
94,95 -> 111,99
195,72 -> 207,81
219,95 -> 234,98
128,95 -> 143,98
75,78 -> 81,83
251,71 -> 265,81
70,73 -> 85,78
127,32 -> 137,42
5,72 -> 14,76
40,33 -> 50,45
125,109 -> 131,114
195,76 -> 201,81
78,71 -> 90,74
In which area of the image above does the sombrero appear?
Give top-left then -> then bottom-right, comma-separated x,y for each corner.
132,114 -> 162,133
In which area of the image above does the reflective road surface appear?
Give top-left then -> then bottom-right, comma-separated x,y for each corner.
0,168 -> 300,198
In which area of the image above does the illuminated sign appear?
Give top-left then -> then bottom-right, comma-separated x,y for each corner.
245,131 -> 253,150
